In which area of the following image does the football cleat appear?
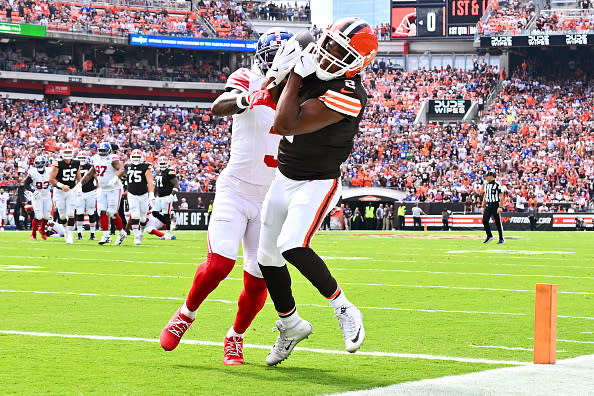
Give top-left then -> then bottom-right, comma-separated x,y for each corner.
65,232 -> 74,244
159,234 -> 177,240
483,236 -> 494,244
114,230 -> 127,246
133,235 -> 141,245
223,336 -> 244,365
160,306 -> 194,351
266,319 -> 312,366
335,305 -> 365,353
98,235 -> 112,245
76,233 -> 83,241
497,239 -> 506,244
39,232 -> 47,240
89,233 -> 95,241
30,235 -> 37,241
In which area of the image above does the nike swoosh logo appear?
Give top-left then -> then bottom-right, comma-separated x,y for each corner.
341,88 -> 354,94
351,327 -> 361,343
285,341 -> 294,351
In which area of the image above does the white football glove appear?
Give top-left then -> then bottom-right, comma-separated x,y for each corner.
71,183 -> 82,194
108,176 -> 120,188
24,190 -> 34,201
265,37 -> 301,88
32,190 -> 41,199
293,43 -> 317,79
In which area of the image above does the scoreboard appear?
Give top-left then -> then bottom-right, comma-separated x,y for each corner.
391,0 -> 487,39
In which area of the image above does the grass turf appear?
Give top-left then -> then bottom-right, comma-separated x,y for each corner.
0,230 -> 592,395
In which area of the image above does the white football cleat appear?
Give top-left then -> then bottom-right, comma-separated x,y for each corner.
98,235 -> 112,245
133,235 -> 141,245
65,232 -> 74,245
335,305 -> 365,353
266,319 -> 312,366
114,230 -> 127,246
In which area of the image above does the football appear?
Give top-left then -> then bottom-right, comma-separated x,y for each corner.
294,30 -> 316,50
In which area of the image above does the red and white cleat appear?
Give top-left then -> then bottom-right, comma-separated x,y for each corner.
160,306 -> 193,351
30,235 -> 37,241
223,336 -> 244,365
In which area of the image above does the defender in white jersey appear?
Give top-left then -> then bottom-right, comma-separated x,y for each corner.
0,187 -> 9,231
160,28 -> 295,365
76,142 -> 126,245
23,156 -> 52,240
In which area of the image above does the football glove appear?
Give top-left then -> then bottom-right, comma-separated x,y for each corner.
293,43 -> 317,79
246,89 -> 276,110
71,183 -> 82,194
33,190 -> 41,199
265,37 -> 301,89
108,176 -> 120,188
24,190 -> 34,201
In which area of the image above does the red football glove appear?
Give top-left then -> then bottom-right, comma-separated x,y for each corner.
246,89 -> 276,110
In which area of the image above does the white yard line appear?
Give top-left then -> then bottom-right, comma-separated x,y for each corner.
1,289 -> 593,320
331,268 -> 594,280
328,354 -> 594,396
2,268 -> 593,296
0,330 -> 528,366
469,345 -> 568,353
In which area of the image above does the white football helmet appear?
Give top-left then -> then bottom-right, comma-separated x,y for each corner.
77,151 -> 89,165
61,145 -> 75,161
34,155 -> 47,172
130,149 -> 144,165
158,156 -> 169,171
98,141 -> 111,157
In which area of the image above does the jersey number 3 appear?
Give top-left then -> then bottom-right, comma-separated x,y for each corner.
264,127 -> 278,168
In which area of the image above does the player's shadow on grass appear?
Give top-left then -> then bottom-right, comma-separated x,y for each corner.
172,363 -> 385,389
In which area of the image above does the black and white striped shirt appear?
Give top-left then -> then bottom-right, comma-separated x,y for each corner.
484,181 -> 503,204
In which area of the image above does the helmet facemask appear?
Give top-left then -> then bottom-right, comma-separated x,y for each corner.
34,157 -> 46,172
311,31 -> 364,81
131,151 -> 143,165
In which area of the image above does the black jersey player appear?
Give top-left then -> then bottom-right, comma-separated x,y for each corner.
124,149 -> 155,245
49,145 -> 81,244
154,156 -> 180,239
256,17 -> 378,365
75,151 -> 98,240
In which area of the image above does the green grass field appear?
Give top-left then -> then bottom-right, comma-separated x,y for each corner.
0,230 -> 593,395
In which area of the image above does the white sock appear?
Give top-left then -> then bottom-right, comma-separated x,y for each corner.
329,290 -> 351,309
180,302 -> 197,320
226,327 -> 244,338
76,222 -> 83,233
90,224 -> 95,233
279,309 -> 302,329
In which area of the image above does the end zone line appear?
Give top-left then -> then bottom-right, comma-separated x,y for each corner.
0,330 -> 528,366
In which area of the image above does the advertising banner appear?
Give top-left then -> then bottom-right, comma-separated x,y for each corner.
480,34 -> 593,48
0,22 -> 46,37
130,34 -> 257,52
427,99 -> 472,116
45,83 -> 71,95
173,210 -> 209,230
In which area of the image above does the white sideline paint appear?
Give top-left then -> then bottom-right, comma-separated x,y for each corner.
0,265 -> 43,270
447,250 -> 575,255
0,330 -> 527,366
1,289 -> 593,320
2,268 -> 594,296
328,354 -> 594,396
332,268 -> 594,280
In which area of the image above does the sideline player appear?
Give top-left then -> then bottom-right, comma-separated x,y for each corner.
76,142 -> 126,245
75,151 -> 97,240
0,187 -> 9,231
124,149 -> 155,245
257,17 -> 378,365
153,156 -> 180,240
482,170 -> 505,244
49,145 -> 81,244
160,28 -> 294,365
23,155 -> 52,240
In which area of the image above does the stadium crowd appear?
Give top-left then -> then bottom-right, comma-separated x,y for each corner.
1,56 -> 592,211
0,0 -> 256,39
477,0 -> 536,36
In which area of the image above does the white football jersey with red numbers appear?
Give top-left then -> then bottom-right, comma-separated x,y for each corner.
92,153 -> 122,190
223,66 -> 281,186
28,167 -> 52,197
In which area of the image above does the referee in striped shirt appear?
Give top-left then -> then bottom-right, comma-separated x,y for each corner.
482,171 -> 505,244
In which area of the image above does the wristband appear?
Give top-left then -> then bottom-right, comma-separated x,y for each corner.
149,192 -> 155,200
236,93 -> 248,109
56,182 -> 65,190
